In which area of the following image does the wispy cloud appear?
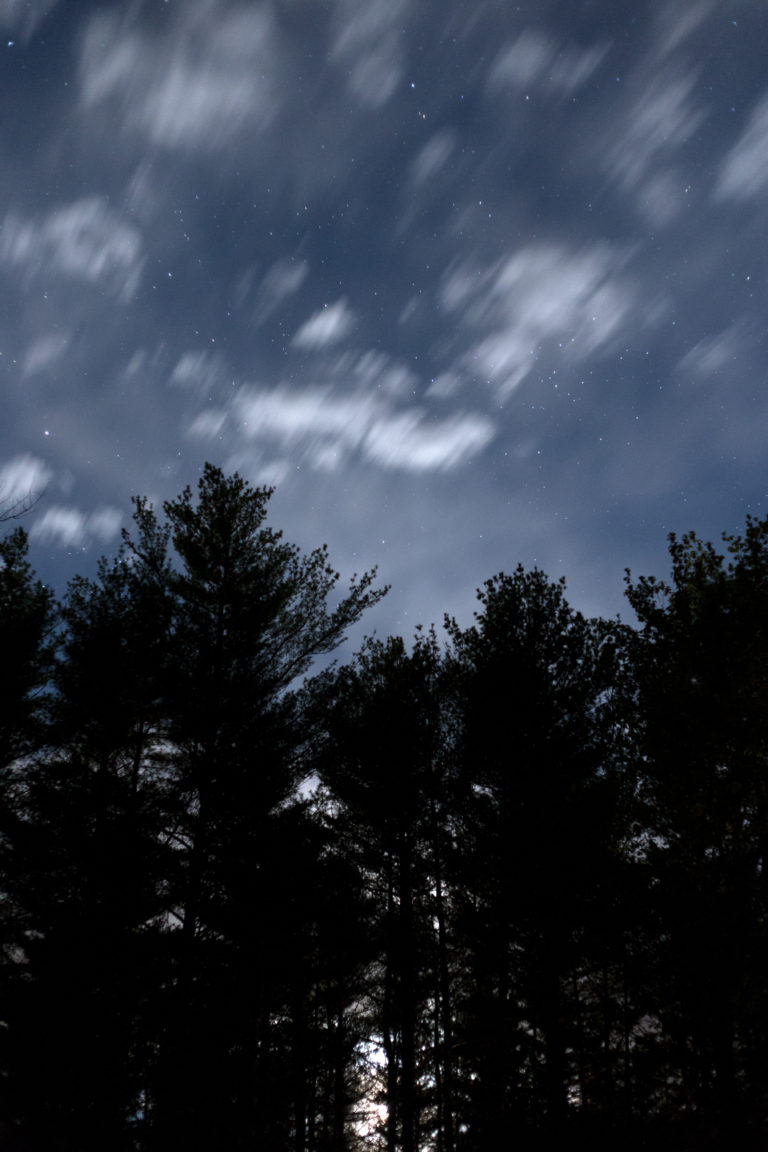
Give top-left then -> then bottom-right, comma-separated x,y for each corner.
1,198 -> 143,300
652,0 -> 717,57
292,300 -> 356,350
330,0 -> 408,108
443,243 -> 634,398
235,385 -> 378,458
677,325 -> 744,378
604,70 -> 705,189
488,28 -> 606,96
169,350 -> 229,398
79,6 -> 279,150
0,455 -> 53,506
250,259 -> 309,324
364,411 -> 494,471
30,504 -> 123,549
197,365 -> 495,474
715,93 -> 768,202
0,0 -> 60,41
22,333 -> 70,378
409,130 -> 456,187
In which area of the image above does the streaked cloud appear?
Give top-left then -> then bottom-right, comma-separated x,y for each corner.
251,259 -> 310,324
330,0 -> 407,108
443,243 -> 634,398
652,1 -> 717,57
30,504 -> 122,549
637,170 -> 688,228
489,29 -> 606,95
186,410 -> 229,440
22,334 -> 71,378
678,326 -> 743,378
605,70 -> 705,189
78,6 -> 279,149
0,0 -> 60,41
410,130 -> 456,186
169,350 -> 229,398
336,350 -> 418,399
426,373 -> 462,400
715,93 -> 768,202
364,411 -> 494,471
234,385 -> 378,463
292,300 -> 355,349
0,198 -> 143,300
225,375 -> 495,474
0,455 -> 54,507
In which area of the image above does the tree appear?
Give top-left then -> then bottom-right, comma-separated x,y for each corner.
313,630 -> 455,1152
0,527 -> 55,1144
125,463 -> 386,1148
625,515 -> 768,1143
1,464 -> 387,1151
445,567 -> 630,1144
0,526 -> 54,769
0,487 -> 43,524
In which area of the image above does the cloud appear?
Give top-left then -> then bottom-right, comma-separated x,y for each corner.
30,504 -> 122,549
235,386 -> 378,461
336,349 -> 417,399
78,6 -> 279,150
443,243 -> 634,397
652,1 -> 716,57
715,93 -> 768,203
426,372 -> 462,400
187,410 -> 229,440
677,326 -> 743,378
637,170 -> 688,228
22,333 -> 70,378
330,0 -> 407,108
169,350 -> 228,397
176,346 -> 487,476
292,299 -> 355,349
488,29 -> 606,96
605,70 -> 705,189
363,411 -> 495,471
250,258 -> 309,323
231,376 -> 495,473
0,0 -> 60,41
0,455 -> 53,508
409,130 -> 456,186
0,198 -> 143,300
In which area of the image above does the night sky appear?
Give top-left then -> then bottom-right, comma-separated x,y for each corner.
2,0 -> 767,640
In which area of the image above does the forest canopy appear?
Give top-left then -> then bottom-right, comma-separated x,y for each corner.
1,465 -> 767,1151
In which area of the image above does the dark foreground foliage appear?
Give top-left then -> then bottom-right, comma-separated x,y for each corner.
1,465 -> 767,1150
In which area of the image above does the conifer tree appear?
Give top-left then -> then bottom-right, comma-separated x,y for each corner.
446,567 -> 628,1143
626,515 -> 768,1142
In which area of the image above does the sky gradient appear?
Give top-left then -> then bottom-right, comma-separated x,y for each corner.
2,0 -> 767,639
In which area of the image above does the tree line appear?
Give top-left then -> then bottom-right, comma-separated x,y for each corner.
1,463 -> 767,1150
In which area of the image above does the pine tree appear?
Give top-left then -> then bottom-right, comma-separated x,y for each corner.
124,463 -> 386,1147
313,630 -> 455,1152
626,515 -> 768,1143
0,527 -> 54,770
446,567 -> 628,1144
2,465 -> 386,1150
0,527 -> 55,1145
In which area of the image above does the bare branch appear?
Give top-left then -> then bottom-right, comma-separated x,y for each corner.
0,487 -> 45,523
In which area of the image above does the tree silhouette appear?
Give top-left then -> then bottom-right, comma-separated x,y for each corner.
626,516 -> 768,1144
5,472 -> 768,1149
446,567 -> 629,1144
312,629 -> 456,1152
126,464 -> 386,1147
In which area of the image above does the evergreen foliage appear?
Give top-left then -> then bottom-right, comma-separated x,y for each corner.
1,468 -> 767,1149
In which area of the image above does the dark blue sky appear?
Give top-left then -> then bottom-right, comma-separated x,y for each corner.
2,0 -> 766,639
